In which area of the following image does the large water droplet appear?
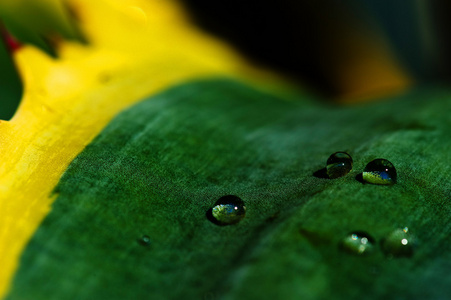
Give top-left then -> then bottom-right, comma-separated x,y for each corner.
341,231 -> 375,255
211,195 -> 246,225
326,152 -> 353,179
382,227 -> 415,257
362,158 -> 397,185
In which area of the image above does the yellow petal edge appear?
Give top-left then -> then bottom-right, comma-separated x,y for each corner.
0,0 -> 288,297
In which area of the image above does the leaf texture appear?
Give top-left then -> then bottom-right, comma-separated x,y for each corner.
6,79 -> 451,299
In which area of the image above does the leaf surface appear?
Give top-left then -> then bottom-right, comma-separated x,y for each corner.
6,79 -> 451,299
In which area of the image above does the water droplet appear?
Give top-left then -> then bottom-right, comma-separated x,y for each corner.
340,231 -> 375,255
362,158 -> 397,185
326,152 -> 353,179
138,235 -> 151,246
382,227 -> 415,257
211,195 -> 246,225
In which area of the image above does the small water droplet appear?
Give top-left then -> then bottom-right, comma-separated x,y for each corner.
382,227 -> 415,257
138,235 -> 151,246
211,195 -> 246,225
326,152 -> 353,179
362,158 -> 397,185
340,231 -> 375,255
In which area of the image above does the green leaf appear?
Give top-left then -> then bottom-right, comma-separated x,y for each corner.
0,0 -> 85,57
6,79 -> 451,299
0,39 -> 22,120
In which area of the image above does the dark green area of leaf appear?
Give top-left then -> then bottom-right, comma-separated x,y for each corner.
7,79 -> 451,299
0,39 -> 22,120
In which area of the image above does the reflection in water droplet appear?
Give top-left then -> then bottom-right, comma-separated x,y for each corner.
326,152 -> 353,179
138,235 -> 151,246
382,227 -> 415,257
211,195 -> 246,225
341,231 -> 375,255
362,158 -> 397,185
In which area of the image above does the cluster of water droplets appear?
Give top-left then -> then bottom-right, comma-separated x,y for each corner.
325,151 -> 397,184
324,152 -> 415,256
202,152 -> 414,258
340,228 -> 415,257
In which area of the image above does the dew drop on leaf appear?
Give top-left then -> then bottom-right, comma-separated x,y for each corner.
211,195 -> 246,225
340,231 -> 375,255
326,152 -> 353,179
362,158 -> 397,185
382,227 -> 415,257
138,235 -> 151,246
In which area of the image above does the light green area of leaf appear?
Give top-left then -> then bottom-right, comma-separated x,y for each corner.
7,79 -> 451,299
